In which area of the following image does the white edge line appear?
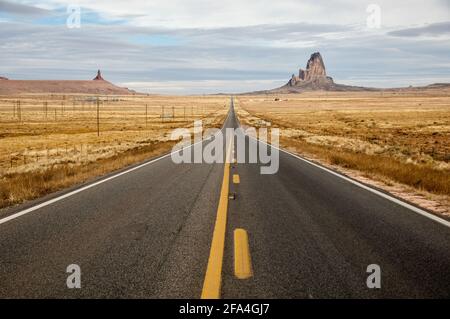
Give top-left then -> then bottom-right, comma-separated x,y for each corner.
0,102 -> 233,226
245,133 -> 450,229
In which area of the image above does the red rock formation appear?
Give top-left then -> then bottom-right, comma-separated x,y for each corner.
288,52 -> 334,88
0,70 -> 137,94
0,76 -> 9,80
93,70 -> 104,81
300,52 -> 327,81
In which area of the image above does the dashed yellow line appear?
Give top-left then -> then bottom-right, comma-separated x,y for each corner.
201,137 -> 233,299
233,174 -> 240,184
234,229 -> 253,279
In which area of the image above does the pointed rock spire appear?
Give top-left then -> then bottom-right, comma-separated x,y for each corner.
299,52 -> 327,81
93,70 -> 104,81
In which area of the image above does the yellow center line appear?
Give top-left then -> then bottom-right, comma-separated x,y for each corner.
201,137 -> 233,299
234,228 -> 253,280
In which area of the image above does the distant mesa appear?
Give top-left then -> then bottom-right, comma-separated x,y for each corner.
0,76 -> 8,80
0,70 -> 136,95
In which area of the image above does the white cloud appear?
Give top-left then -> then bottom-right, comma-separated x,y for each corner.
16,0 -> 450,28
1,1 -> 449,93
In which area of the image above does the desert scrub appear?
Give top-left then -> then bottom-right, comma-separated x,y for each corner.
0,94 -> 228,209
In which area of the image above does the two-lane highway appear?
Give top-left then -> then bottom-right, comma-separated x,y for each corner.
0,109 -> 234,298
1,98 -> 449,298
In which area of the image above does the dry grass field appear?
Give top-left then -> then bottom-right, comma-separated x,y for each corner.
235,89 -> 450,215
0,94 -> 228,209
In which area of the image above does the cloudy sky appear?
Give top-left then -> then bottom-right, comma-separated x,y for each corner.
0,0 -> 449,94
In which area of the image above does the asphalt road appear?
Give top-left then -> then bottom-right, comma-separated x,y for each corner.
0,98 -> 449,298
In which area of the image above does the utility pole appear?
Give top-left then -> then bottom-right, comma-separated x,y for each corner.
17,100 -> 21,123
96,97 -> 100,136
145,104 -> 148,129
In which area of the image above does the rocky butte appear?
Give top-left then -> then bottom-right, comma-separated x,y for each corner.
288,52 -> 334,88
93,70 -> 105,81
249,51 -> 376,94
271,53 -> 450,93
